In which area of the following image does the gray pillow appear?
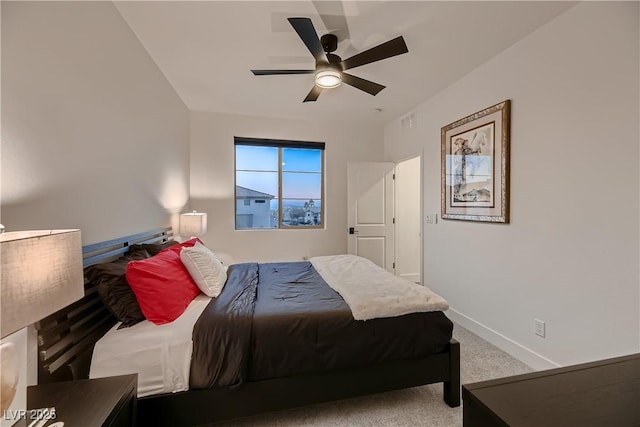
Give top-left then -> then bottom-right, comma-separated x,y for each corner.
84,251 -> 150,328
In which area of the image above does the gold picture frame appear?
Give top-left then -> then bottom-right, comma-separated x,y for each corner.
441,100 -> 510,223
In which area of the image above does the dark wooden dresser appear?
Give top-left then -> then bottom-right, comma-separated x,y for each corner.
463,353 -> 640,427
25,374 -> 137,427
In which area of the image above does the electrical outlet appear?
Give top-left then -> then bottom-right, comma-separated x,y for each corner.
425,214 -> 437,224
534,319 -> 546,338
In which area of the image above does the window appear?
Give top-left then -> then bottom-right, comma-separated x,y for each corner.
235,137 -> 324,229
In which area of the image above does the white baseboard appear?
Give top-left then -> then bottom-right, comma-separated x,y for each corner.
447,308 -> 560,371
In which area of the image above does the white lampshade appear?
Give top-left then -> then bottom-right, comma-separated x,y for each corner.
0,229 -> 84,423
1,229 -> 84,338
179,211 -> 208,237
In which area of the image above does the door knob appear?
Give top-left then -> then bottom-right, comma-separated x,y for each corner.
348,227 -> 359,234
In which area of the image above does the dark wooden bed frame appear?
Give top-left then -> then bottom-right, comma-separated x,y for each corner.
34,227 -> 460,426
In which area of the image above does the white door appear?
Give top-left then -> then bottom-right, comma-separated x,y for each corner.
347,162 -> 395,272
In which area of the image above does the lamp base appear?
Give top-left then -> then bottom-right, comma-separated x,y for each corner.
0,343 -> 18,411
1,329 -> 27,427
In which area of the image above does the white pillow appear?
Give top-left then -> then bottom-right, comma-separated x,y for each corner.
180,242 -> 226,297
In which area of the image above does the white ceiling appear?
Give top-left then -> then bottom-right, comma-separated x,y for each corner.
114,1 -> 576,125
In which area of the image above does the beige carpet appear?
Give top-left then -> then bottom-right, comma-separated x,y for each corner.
212,324 -> 532,427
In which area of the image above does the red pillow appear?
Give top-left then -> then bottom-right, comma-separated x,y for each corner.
162,237 -> 202,254
125,248 -> 200,324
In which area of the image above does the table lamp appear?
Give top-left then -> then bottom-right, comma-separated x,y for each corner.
0,229 -> 84,426
179,211 -> 207,239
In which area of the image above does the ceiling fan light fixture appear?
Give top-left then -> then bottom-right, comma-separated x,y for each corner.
251,18 -> 408,102
315,69 -> 342,88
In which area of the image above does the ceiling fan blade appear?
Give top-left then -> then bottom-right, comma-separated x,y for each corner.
288,17 -> 327,63
342,73 -> 385,96
303,85 -> 323,102
341,36 -> 408,71
251,69 -> 315,75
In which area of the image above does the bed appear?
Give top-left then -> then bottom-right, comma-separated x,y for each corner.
34,227 -> 460,426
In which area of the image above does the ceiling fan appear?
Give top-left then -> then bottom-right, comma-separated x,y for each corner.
251,17 -> 409,103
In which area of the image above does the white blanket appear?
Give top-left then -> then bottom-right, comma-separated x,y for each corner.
310,254 -> 449,321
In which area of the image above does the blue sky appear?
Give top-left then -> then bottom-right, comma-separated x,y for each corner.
236,146 -> 322,201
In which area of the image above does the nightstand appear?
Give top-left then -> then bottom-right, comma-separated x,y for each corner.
21,374 -> 137,427
462,354 -> 639,426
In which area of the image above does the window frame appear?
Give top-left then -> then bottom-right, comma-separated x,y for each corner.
234,137 -> 325,230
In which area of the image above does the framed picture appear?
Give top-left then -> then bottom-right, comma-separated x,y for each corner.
441,100 -> 510,223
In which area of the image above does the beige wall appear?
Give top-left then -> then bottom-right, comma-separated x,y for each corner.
384,2 -> 639,368
189,111 -> 384,264
1,1 -> 190,245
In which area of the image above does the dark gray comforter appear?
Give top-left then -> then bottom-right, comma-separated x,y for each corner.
189,262 -> 453,390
